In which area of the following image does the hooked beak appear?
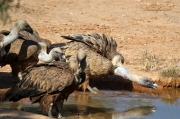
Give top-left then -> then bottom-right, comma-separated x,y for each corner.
59,55 -> 66,61
151,83 -> 158,90
0,43 -> 6,57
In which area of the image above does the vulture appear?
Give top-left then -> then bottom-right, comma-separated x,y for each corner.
0,20 -> 63,79
50,33 -> 158,93
0,20 -> 33,57
38,42 -> 66,63
3,49 -> 87,118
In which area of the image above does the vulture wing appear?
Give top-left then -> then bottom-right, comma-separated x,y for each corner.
61,33 -> 122,60
3,61 -> 74,102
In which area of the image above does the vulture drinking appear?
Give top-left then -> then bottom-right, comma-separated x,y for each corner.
51,33 -> 158,93
3,49 -> 87,118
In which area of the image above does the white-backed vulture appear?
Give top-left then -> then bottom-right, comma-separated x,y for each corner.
0,23 -> 64,79
3,49 -> 87,118
51,33 -> 158,93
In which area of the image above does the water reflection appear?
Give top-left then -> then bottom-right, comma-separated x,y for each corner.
112,106 -> 157,119
1,89 -> 180,119
75,92 -> 89,115
75,92 -> 157,119
159,88 -> 179,105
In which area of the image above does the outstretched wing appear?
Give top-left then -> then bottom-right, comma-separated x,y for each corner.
3,61 -> 74,102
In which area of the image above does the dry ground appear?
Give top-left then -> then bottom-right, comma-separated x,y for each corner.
1,0 -> 180,79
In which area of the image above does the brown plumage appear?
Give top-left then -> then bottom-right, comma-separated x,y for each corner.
3,49 -> 87,118
61,33 -> 124,62
51,33 -> 158,93
0,28 -> 52,79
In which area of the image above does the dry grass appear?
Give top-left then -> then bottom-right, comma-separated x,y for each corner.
140,50 -> 180,73
141,50 -> 163,71
160,67 -> 180,78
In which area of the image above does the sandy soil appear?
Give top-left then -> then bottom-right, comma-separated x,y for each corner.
0,0 -> 180,118
1,0 -> 180,79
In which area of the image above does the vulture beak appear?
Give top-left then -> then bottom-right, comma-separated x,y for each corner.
0,43 -> 6,57
59,55 -> 66,61
62,55 -> 66,60
151,82 -> 158,90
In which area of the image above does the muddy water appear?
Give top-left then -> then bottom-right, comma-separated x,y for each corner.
0,90 -> 180,119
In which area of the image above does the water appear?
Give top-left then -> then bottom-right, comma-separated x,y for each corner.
0,90 -> 180,119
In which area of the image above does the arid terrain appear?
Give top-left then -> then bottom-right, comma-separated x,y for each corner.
0,0 -> 180,118
1,0 -> 180,80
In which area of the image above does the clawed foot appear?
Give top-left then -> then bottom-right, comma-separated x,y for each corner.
87,85 -> 99,94
92,87 -> 99,92
57,113 -> 66,119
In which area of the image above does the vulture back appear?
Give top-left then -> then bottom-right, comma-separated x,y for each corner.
61,42 -> 114,78
61,33 -> 124,63
3,61 -> 78,102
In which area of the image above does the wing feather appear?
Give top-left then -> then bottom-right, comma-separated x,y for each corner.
3,61 -> 74,102
61,33 -> 122,60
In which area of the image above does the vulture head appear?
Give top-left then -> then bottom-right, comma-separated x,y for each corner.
12,20 -> 33,34
0,20 -> 33,57
69,49 -> 87,84
50,47 -> 66,61
112,55 -> 158,89
38,42 -> 66,63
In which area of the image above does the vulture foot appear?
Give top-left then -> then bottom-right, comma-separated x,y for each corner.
55,100 -> 64,118
57,113 -> 66,119
92,87 -> 99,92
87,85 -> 98,94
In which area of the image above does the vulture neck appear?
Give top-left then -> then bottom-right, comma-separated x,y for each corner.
112,55 -> 144,85
38,47 -> 54,63
114,66 -> 143,85
2,27 -> 19,46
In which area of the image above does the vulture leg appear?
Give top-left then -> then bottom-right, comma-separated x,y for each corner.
55,99 -> 64,118
83,76 -> 97,94
48,103 -> 53,118
81,77 -> 89,92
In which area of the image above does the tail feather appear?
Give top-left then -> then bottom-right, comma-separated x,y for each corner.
3,84 -> 21,102
3,76 -> 43,102
61,35 -> 92,47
